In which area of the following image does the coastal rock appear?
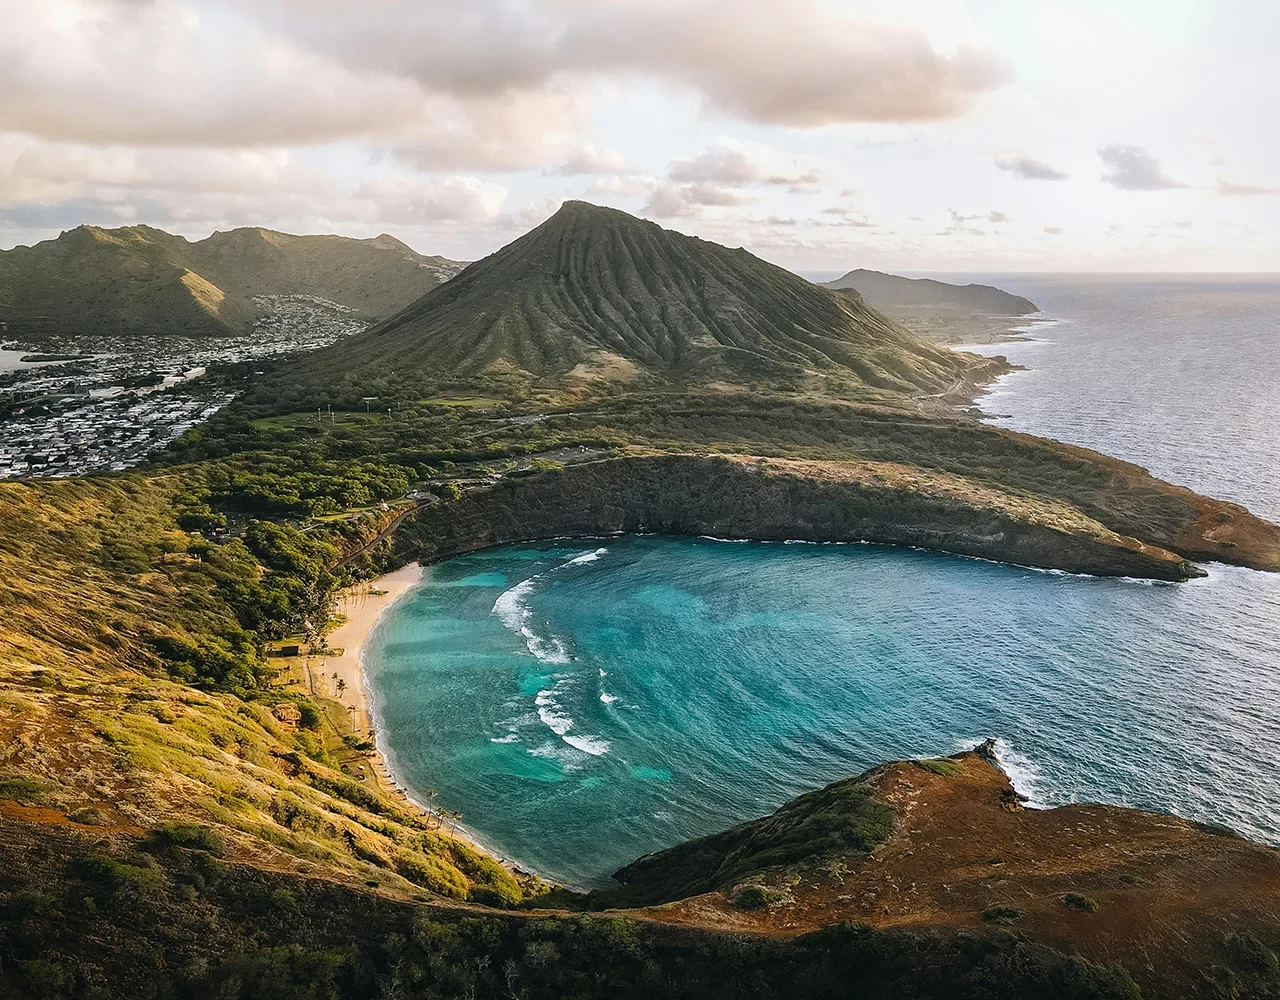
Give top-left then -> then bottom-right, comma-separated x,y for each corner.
397,454 -> 1205,581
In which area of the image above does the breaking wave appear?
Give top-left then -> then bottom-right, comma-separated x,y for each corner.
491,547 -> 609,664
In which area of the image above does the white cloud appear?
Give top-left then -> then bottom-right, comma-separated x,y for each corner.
0,133 -> 507,234
643,138 -> 821,218
0,0 -> 1003,162
645,182 -> 755,218
546,145 -> 636,177
353,174 -> 508,224
1098,144 -> 1186,191
994,154 -> 1068,181
1216,178 -> 1278,196
0,0 -> 428,147
668,139 -> 820,189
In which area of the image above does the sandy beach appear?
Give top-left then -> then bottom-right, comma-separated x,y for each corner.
311,563 -> 520,869
315,561 -> 423,738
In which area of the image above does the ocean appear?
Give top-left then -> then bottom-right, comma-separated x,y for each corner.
364,275 -> 1280,888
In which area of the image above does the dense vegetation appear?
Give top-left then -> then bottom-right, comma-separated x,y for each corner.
0,820 -> 1152,1000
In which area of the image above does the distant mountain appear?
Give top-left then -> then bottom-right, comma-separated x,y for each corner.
0,225 -> 466,340
825,269 -> 1038,344
285,201 -> 997,397
826,269 -> 1037,315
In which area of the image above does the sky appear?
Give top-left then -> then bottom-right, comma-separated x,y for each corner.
1,0 -> 1277,271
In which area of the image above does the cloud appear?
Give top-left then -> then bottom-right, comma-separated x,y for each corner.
642,138 -> 819,218
1217,177 -> 1278,196
821,205 -> 873,227
352,174 -> 509,224
495,195 -> 569,231
585,174 -> 661,199
986,210 -> 1009,223
0,1 -> 429,147
0,0 -> 1004,163
645,181 -> 755,218
994,154 -> 1068,181
546,145 -> 635,177
392,90 -> 590,172
668,139 -> 820,189
1043,225 -> 1063,235
940,209 -> 987,236
0,134 -> 507,234
1098,144 -> 1186,191
555,0 -> 1005,127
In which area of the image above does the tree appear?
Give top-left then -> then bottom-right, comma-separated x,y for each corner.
335,677 -> 346,697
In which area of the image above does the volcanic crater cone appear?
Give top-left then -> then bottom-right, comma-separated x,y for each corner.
295,201 -> 999,395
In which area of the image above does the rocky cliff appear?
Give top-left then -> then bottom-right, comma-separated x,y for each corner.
396,454 -> 1202,581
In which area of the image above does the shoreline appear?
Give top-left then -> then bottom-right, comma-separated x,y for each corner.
315,563 -> 530,875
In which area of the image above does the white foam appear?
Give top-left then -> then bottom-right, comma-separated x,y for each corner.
492,547 -> 610,663
990,738 -> 1053,809
492,578 -> 537,631
535,687 -> 574,736
489,734 -> 519,744
566,546 -> 609,566
600,692 -> 619,704
563,733 -> 611,756
954,736 -> 1054,810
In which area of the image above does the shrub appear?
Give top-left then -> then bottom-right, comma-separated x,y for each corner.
0,775 -> 45,803
297,701 -> 323,730
1063,893 -> 1100,913
152,821 -> 226,855
732,885 -> 780,911
394,850 -> 469,899
75,854 -> 165,905
68,807 -> 111,826
981,904 -> 1025,925
1224,932 -> 1280,978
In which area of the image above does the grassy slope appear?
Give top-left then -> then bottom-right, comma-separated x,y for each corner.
0,477 -> 534,910
0,225 -> 465,338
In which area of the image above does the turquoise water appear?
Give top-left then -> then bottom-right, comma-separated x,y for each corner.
366,276 -> 1280,888
367,538 -> 1280,888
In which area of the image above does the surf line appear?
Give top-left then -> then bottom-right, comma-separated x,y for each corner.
492,547 -> 613,756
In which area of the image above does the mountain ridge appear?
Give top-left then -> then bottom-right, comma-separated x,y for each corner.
0,224 -> 467,340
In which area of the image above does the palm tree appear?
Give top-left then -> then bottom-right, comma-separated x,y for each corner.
335,676 -> 346,697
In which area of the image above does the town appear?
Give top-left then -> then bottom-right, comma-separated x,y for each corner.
0,294 -> 372,479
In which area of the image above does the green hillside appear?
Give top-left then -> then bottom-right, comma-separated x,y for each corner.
278,201 -> 1000,399
0,225 -> 465,340
826,269 -> 1038,316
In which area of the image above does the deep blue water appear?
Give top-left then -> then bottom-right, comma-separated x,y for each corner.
366,275 -> 1280,888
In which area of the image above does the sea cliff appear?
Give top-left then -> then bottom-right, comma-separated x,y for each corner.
395,454 -> 1203,581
